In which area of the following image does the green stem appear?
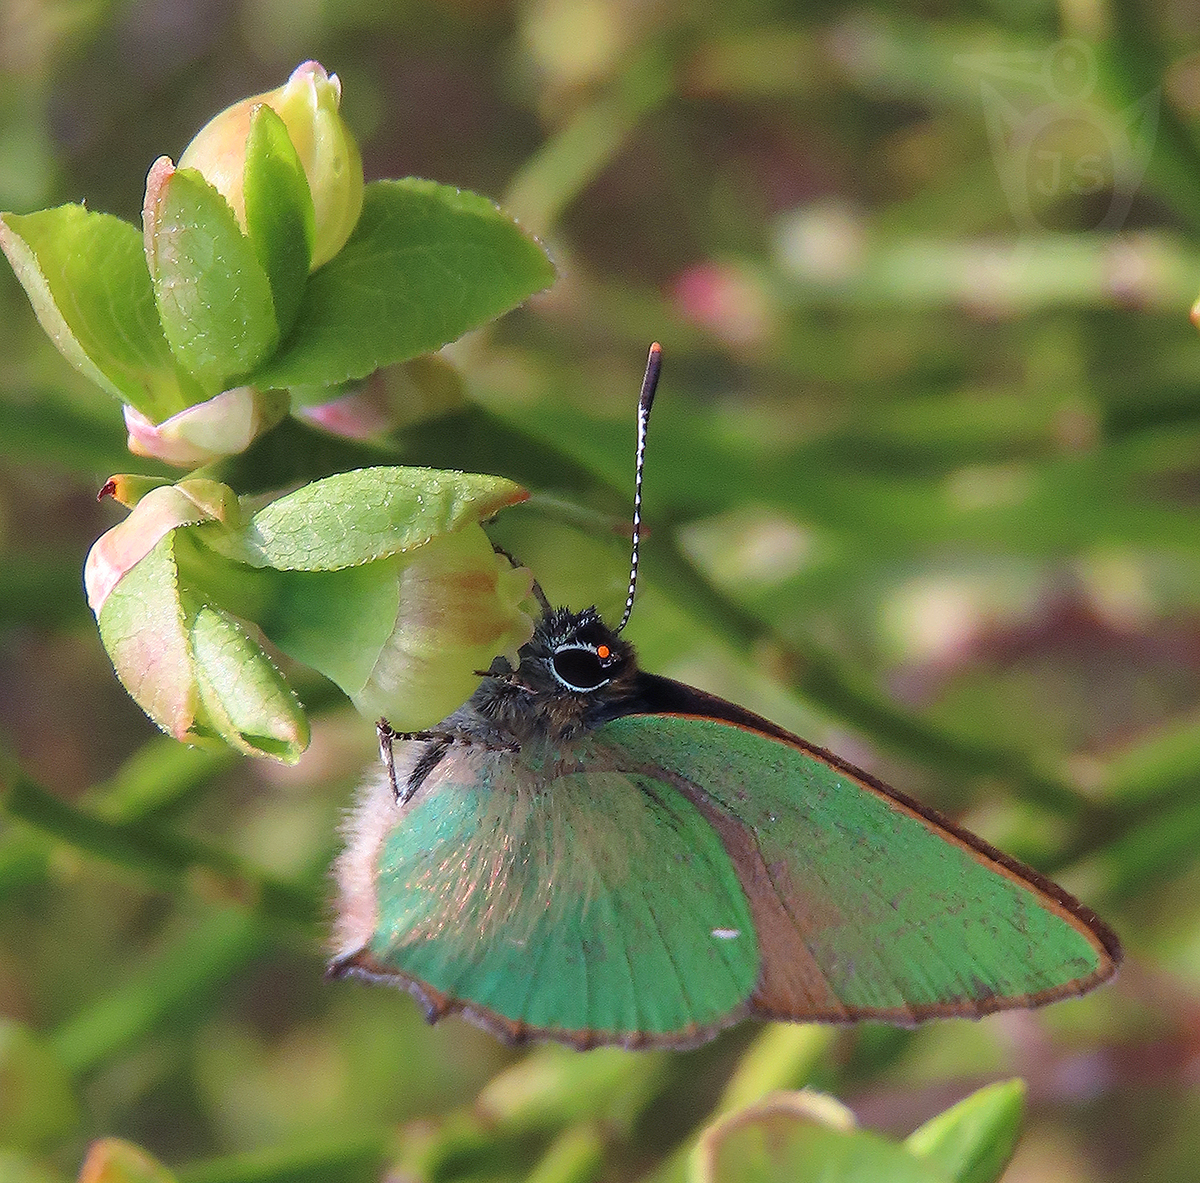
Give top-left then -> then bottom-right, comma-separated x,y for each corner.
0,764 -> 320,927
1106,0 -> 1200,233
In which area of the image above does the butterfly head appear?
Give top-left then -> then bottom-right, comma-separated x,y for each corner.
473,606 -> 642,740
536,606 -> 635,693
469,345 -> 663,742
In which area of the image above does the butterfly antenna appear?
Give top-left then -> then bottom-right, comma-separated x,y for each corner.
617,342 -> 662,633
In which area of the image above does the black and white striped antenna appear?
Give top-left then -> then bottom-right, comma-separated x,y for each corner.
616,342 -> 662,634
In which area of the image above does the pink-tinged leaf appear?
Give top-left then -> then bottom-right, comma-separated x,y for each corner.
85,485 -> 220,615
92,518 -> 308,760
96,533 -> 197,740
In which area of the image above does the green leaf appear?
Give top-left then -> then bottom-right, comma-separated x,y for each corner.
242,559 -> 402,705
905,1080 -> 1025,1183
232,466 -> 529,570
249,179 -> 556,389
189,604 -> 309,761
244,105 -> 315,337
144,161 -> 279,395
0,206 -> 184,419
691,1092 -> 952,1183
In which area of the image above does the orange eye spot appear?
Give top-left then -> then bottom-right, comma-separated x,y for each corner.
597,645 -> 611,659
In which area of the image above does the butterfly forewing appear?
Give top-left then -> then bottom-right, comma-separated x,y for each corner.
604,712 -> 1117,1023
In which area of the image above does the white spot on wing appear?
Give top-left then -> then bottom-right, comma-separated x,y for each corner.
711,928 -> 740,940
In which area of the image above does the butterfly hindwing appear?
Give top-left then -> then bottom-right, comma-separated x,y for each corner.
332,735 -> 760,1047
603,707 -> 1119,1023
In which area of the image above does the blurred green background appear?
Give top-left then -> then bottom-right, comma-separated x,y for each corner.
3,0 -> 1200,1179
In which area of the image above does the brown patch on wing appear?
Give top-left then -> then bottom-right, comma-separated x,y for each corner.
671,782 -> 853,1022
662,771 -> 1117,1025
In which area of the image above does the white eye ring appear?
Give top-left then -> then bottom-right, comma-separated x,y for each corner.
550,644 -> 611,692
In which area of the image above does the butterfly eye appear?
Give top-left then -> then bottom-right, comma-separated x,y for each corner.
551,646 -> 609,692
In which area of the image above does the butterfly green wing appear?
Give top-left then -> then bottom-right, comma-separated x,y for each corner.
331,739 -> 761,1048
605,712 -> 1120,1024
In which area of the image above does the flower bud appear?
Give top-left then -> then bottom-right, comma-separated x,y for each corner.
179,60 -> 363,268
84,478 -> 308,760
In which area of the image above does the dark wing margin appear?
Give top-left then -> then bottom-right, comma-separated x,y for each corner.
327,948 -> 748,1051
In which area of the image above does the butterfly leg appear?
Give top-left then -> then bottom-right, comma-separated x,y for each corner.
376,718 -> 519,804
376,718 -> 402,799
376,718 -> 450,803
405,731 -> 522,799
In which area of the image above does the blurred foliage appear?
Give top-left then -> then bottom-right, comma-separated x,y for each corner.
3,0 -> 1200,1179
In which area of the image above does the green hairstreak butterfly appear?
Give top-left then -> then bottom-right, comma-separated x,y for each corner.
330,343 -> 1120,1049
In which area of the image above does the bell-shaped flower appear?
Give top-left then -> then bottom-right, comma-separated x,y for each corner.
348,525 -> 535,725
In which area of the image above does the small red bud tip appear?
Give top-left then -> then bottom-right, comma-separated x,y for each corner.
98,478 -> 118,502
649,341 -> 662,355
